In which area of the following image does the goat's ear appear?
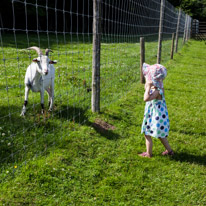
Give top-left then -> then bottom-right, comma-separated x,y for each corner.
32,58 -> 39,63
49,60 -> 57,64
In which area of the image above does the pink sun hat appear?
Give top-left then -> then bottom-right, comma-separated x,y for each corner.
142,63 -> 167,89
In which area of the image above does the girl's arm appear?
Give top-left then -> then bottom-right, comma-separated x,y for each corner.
144,83 -> 160,102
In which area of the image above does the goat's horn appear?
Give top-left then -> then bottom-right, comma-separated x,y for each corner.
45,49 -> 53,56
27,46 -> 43,56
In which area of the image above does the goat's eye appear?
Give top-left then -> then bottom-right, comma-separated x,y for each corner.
32,58 -> 40,63
49,60 -> 57,64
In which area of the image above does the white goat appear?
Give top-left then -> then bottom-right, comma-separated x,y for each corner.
21,46 -> 57,116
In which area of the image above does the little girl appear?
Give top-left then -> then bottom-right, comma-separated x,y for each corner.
139,63 -> 174,158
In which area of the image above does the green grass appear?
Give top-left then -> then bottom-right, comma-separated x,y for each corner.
0,32 -> 177,165
0,33 -> 205,205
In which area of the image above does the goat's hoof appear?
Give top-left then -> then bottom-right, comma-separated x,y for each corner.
48,108 -> 53,112
41,110 -> 44,114
20,112 -> 25,116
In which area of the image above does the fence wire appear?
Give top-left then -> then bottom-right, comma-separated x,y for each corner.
0,0 -> 191,182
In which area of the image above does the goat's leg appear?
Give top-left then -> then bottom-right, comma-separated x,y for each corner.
48,81 -> 54,112
46,88 -> 51,108
20,86 -> 30,116
40,89 -> 45,114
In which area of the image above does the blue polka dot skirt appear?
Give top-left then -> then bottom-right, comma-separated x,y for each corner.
141,89 -> 170,138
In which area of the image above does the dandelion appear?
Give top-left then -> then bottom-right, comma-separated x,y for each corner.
8,142 -> 11,146
14,165 -> 17,169
2,133 -> 5,136
6,171 -> 9,174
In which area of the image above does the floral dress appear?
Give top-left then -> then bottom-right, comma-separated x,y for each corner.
141,88 -> 170,138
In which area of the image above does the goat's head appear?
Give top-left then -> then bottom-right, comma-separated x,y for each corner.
27,46 -> 57,76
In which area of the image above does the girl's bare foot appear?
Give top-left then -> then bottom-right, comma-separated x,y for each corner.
138,152 -> 152,158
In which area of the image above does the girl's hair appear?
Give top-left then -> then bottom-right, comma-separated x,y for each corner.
142,63 -> 167,88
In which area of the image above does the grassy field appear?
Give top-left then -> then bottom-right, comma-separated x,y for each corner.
1,35 -> 205,205
0,32 -> 176,165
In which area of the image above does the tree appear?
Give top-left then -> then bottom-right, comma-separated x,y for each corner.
167,0 -> 206,21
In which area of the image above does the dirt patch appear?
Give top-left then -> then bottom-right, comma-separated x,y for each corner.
92,118 -> 115,133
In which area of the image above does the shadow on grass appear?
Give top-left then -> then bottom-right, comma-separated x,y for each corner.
53,105 -> 90,124
0,104 -> 121,166
58,107 -> 122,140
55,106 -> 121,141
92,118 -> 120,141
172,152 -> 206,166
0,105 -> 85,165
0,105 -> 36,165
52,105 -> 121,140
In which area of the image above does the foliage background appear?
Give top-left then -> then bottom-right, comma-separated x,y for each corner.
167,0 -> 206,21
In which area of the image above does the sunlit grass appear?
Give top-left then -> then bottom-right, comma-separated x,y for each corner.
1,34 -> 203,205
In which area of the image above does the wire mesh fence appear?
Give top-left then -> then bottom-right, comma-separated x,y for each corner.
0,0 -> 191,181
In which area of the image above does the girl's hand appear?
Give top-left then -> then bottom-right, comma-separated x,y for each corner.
145,81 -> 153,90
144,84 -> 161,102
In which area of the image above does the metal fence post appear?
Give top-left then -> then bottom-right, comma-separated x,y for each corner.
157,0 -> 165,64
92,0 -> 101,113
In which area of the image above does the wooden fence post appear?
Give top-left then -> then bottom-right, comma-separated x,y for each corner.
183,14 -> 188,45
186,16 -> 190,41
140,37 -> 145,84
170,33 -> 175,59
92,0 -> 101,113
186,16 -> 191,41
186,16 -> 191,42
175,8 -> 181,53
157,0 -> 165,64
189,17 -> 193,40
